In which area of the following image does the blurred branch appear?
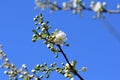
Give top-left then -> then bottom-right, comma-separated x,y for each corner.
100,18 -> 120,42
35,0 -> 120,14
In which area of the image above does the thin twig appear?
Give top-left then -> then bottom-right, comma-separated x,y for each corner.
57,45 -> 84,80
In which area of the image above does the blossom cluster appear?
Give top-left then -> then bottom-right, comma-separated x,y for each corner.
34,61 -> 87,80
32,14 -> 87,80
1,46 -> 86,80
32,13 -> 69,57
0,13 -> 87,80
0,45 -> 42,80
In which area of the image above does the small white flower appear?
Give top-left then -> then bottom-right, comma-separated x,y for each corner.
11,64 -> 15,67
10,71 -> 14,74
29,74 -> 34,78
54,30 -> 67,45
64,72 -> 72,78
65,63 -> 70,70
5,58 -> 9,62
47,43 -> 53,48
73,0 -> 78,8
62,2 -> 67,7
36,64 -> 40,68
71,60 -> 76,67
90,1 -> 94,8
19,75 -> 23,78
102,2 -> 106,6
41,28 -> 46,32
23,71 -> 28,75
34,77 -> 39,80
65,63 -> 69,67
91,1 -> 95,5
31,69 -> 36,73
71,77 -> 74,80
64,70 -> 69,73
4,71 -> 8,74
22,64 -> 27,69
92,2 -> 102,12
64,73 -> 68,77
18,68 -> 23,72
41,23 -> 46,27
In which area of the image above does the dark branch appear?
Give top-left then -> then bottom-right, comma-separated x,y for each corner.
57,45 -> 84,80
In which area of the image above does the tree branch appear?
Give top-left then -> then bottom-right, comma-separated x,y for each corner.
36,1 -> 120,14
57,45 -> 84,80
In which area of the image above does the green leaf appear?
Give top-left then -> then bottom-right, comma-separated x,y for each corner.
42,34 -> 47,38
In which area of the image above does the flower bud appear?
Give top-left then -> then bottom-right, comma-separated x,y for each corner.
102,2 -> 106,6
22,64 -> 27,69
62,2 -> 67,7
5,58 -> 9,62
29,75 -> 34,78
4,71 -> 8,74
47,44 -> 53,48
32,39 -> 36,42
41,23 -> 46,27
71,78 -> 74,80
81,66 -> 87,72
19,75 -> 24,78
42,28 -> 46,32
31,69 -> 36,73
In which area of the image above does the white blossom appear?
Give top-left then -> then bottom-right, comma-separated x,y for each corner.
54,30 -> 67,45
23,71 -> 28,75
5,58 -> 9,62
64,72 -> 72,78
47,43 -> 53,48
71,77 -> 75,80
41,28 -> 46,32
29,75 -> 34,78
102,2 -> 107,7
92,2 -> 102,12
19,75 -> 23,78
31,69 -> 36,73
41,23 -> 46,27
62,2 -> 67,8
65,63 -> 70,70
34,77 -> 39,80
22,64 -> 27,69
73,0 -> 78,8
4,71 -> 8,74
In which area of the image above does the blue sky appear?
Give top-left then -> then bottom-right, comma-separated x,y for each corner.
0,0 -> 120,80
